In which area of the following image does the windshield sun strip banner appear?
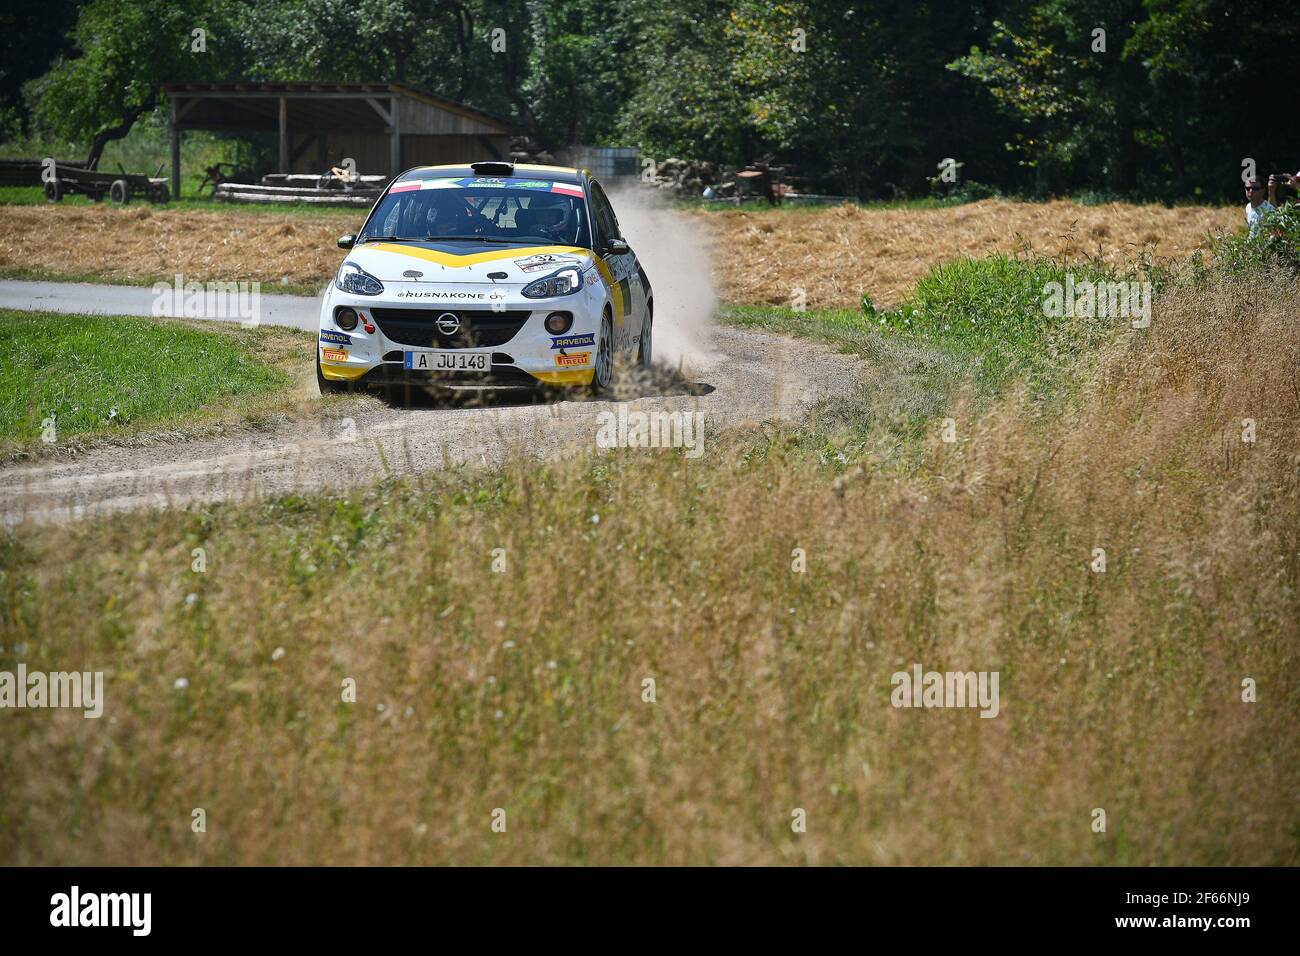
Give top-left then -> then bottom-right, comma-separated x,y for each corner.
389,178 -> 584,196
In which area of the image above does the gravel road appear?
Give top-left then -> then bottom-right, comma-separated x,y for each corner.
0,309 -> 861,524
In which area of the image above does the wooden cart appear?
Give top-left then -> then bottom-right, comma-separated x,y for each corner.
43,163 -> 170,204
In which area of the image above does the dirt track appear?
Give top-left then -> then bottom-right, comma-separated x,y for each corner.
0,327 -> 862,525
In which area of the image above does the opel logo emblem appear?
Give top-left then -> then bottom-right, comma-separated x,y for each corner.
435,312 -> 460,335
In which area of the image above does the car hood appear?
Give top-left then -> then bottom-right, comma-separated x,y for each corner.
345,241 -> 597,285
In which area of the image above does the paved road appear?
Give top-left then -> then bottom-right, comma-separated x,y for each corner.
0,279 -> 322,330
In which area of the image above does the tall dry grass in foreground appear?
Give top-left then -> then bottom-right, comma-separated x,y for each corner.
1,272 -> 1297,865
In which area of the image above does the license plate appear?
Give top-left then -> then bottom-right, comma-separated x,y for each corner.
403,351 -> 489,371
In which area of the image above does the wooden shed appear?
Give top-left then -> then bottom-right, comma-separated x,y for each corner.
163,82 -> 513,197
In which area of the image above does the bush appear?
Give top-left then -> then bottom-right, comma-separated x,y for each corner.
1211,203 -> 1300,276
932,180 -> 1002,206
869,254 -> 1121,391
1073,188 -> 1128,206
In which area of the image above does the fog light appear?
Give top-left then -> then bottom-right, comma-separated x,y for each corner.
544,312 -> 572,335
336,307 -> 359,331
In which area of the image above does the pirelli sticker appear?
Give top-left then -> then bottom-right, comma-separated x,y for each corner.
554,351 -> 591,368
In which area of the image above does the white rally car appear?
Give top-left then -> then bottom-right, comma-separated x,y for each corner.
317,161 -> 652,394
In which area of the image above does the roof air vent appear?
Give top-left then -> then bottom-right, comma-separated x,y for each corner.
470,161 -> 515,176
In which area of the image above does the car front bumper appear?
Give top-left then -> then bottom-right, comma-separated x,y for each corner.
318,279 -> 605,387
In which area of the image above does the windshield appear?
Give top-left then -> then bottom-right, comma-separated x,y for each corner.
359,177 -> 591,248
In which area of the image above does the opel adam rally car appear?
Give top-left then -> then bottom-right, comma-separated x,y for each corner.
316,161 -> 652,394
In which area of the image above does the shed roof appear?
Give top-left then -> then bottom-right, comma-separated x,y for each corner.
164,82 -> 512,135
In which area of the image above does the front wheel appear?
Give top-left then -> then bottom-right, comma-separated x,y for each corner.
591,311 -> 614,394
637,303 -> 653,369
317,355 -> 353,395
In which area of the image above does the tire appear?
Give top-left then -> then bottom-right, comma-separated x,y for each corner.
148,183 -> 170,204
316,355 -> 352,395
109,179 -> 130,204
591,310 -> 614,394
43,180 -> 63,203
637,301 -> 653,369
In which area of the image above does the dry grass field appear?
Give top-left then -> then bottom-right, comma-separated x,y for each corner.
0,205 -> 353,289
2,264 -> 1296,865
700,200 -> 1240,308
0,199 -> 1239,305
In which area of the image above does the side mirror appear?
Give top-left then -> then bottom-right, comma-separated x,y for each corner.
337,234 -> 356,250
605,238 -> 630,255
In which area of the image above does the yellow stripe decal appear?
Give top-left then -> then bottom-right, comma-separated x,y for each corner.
320,364 -> 368,381
592,258 -> 623,326
530,368 -> 594,386
369,243 -> 592,269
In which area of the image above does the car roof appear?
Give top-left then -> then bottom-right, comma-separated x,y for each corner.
398,163 -> 586,185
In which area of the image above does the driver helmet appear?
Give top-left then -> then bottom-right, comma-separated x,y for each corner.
524,194 -> 573,238
425,192 -> 475,236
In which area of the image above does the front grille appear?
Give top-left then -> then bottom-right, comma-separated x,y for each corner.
370,308 -> 531,348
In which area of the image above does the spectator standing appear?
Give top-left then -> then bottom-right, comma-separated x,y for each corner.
1245,179 -> 1275,236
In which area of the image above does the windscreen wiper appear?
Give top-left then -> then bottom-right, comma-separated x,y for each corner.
358,235 -> 421,243
425,236 -> 530,244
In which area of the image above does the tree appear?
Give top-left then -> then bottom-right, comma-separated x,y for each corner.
730,1 -> 1008,197
0,0 -> 82,136
950,1 -> 1147,196
518,0 -> 636,149
951,0 -> 1300,198
616,0 -> 754,165
31,0 -> 241,168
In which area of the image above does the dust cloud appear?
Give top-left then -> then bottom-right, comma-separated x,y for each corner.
607,185 -> 721,374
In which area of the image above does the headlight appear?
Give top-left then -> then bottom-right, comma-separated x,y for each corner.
335,262 -> 384,296
522,266 -> 583,299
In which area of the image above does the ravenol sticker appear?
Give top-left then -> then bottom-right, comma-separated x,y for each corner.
516,253 -> 578,273
320,330 -> 352,345
555,351 -> 591,368
550,333 -> 595,350
322,348 -> 348,363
